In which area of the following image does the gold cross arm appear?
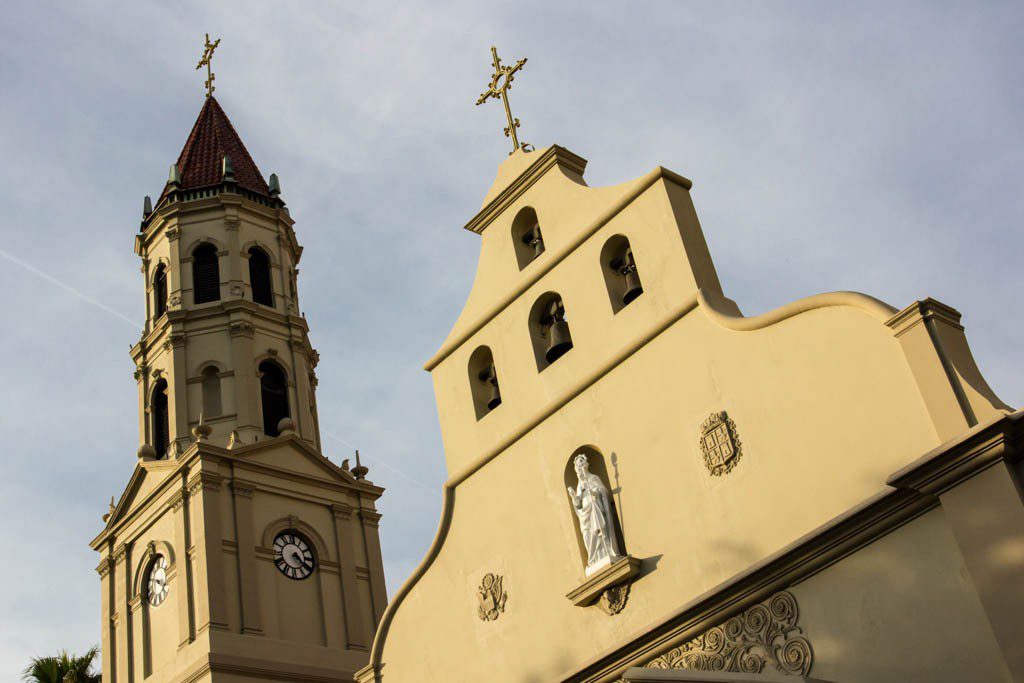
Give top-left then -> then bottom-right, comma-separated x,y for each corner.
475,46 -> 528,153
195,33 -> 221,98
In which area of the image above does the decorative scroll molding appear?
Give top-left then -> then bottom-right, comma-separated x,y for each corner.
229,321 -> 255,338
476,573 -> 508,621
699,411 -> 742,477
598,582 -> 630,615
644,591 -> 813,676
165,226 -> 181,241
163,332 -> 187,352
187,471 -> 223,496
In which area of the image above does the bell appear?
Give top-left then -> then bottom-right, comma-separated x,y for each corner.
622,268 -> 643,305
523,225 -> 545,257
545,318 -> 573,363
479,365 -> 502,411
486,379 -> 502,411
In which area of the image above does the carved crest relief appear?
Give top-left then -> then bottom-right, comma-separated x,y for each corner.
699,411 -> 742,476
476,573 -> 508,621
644,590 -> 813,676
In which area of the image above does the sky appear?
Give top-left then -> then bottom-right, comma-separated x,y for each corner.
0,1 -> 1022,677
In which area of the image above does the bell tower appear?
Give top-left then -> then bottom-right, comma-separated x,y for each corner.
91,91 -> 388,683
132,95 -> 319,453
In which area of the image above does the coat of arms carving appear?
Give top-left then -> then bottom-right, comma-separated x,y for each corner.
699,411 -> 742,476
476,573 -> 508,621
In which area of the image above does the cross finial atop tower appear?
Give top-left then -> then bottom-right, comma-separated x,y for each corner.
196,33 -> 221,98
476,46 -> 529,154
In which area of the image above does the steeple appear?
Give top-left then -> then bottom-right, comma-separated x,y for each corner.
132,95 -> 317,455
163,96 -> 270,200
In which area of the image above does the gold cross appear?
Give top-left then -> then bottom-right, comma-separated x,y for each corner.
196,33 -> 221,98
476,46 -> 528,154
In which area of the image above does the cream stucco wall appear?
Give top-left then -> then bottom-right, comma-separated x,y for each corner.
361,146 -> 1015,683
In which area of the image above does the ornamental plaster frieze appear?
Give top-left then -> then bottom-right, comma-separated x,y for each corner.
640,591 -> 813,677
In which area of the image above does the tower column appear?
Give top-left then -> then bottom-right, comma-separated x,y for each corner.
165,335 -> 189,452
229,320 -> 261,442
332,503 -> 367,649
358,508 -> 388,625
188,471 -> 229,633
170,490 -> 195,647
166,226 -> 183,311
231,479 -> 264,635
114,545 -> 132,683
98,557 -> 115,683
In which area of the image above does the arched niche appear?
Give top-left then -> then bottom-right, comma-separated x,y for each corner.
468,345 -> 502,420
511,206 -> 545,270
258,359 -> 290,436
131,539 -> 177,599
600,234 -> 644,313
562,446 -> 627,572
529,292 -> 573,371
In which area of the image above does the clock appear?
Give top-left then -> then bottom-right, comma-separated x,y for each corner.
273,531 -> 315,580
147,555 -> 169,607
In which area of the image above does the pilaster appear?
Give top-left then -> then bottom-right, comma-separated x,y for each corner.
231,479 -> 264,635
165,332 -> 190,452
887,299 -> 1010,441
332,502 -> 367,649
170,489 -> 195,647
114,545 -> 132,683
229,320 -> 261,442
165,225 -> 183,311
358,507 -> 388,625
188,470 -> 230,634
97,555 -> 115,683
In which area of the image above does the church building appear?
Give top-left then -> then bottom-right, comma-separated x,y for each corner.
355,50 -> 1024,683
90,89 -> 388,682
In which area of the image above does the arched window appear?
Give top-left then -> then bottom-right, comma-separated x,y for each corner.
259,360 -> 290,437
192,243 -> 220,304
511,206 -> 544,270
152,379 -> 169,458
601,235 -> 643,313
201,366 -> 222,417
153,264 -> 167,319
468,346 -> 501,420
529,293 -> 573,371
248,247 -> 274,307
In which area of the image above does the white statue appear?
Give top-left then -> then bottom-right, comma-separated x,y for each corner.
567,453 -> 623,575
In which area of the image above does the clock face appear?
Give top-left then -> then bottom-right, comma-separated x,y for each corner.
147,555 -> 169,607
273,531 -> 315,580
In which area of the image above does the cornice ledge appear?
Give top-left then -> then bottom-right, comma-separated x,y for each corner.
886,411 -> 1023,497
885,297 -> 964,338
464,145 -> 588,235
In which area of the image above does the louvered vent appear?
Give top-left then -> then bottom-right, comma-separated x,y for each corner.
249,248 -> 274,307
192,244 -> 220,304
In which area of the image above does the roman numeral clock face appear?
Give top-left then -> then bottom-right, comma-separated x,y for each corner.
273,532 -> 315,580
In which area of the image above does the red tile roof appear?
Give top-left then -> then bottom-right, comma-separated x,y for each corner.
169,96 -> 270,196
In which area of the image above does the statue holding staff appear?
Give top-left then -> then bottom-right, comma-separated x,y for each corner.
567,453 -> 623,575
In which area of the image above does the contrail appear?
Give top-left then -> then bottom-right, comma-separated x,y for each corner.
322,428 -> 436,494
0,247 -> 139,328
